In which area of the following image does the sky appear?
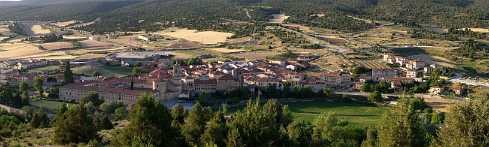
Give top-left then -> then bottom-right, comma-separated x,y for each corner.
0,0 -> 23,1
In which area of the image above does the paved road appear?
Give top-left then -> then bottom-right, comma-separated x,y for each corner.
449,73 -> 489,87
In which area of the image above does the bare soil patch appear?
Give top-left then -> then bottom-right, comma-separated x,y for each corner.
157,28 -> 233,45
31,25 -> 51,35
317,36 -> 348,45
269,14 -> 290,24
55,20 -> 77,27
78,40 -> 110,48
463,28 -> 489,33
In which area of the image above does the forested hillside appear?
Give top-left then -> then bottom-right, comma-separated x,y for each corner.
1,0 -> 489,33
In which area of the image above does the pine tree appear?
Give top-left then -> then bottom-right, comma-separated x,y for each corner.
437,98 -> 489,146
377,98 -> 428,146
21,91 -> 29,105
33,76 -> 44,98
63,61 -> 75,85
54,105 -> 98,144
30,110 -> 50,128
200,111 -> 227,146
171,104 -> 186,128
81,92 -> 104,107
182,102 -> 212,145
111,93 -> 184,146
18,81 -> 29,93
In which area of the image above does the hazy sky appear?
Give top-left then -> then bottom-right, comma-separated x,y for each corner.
0,0 -> 22,1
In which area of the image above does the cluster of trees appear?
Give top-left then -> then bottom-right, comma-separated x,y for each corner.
0,85 -> 29,108
455,39 -> 489,60
448,28 -> 488,39
301,43 -> 322,49
23,34 -> 64,43
43,91 -> 488,146
7,22 -> 24,35
269,29 -> 309,45
408,29 -> 459,41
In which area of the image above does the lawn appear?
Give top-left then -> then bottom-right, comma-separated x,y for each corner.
28,65 -> 61,73
30,100 -> 71,114
72,65 -> 132,77
231,101 -> 389,127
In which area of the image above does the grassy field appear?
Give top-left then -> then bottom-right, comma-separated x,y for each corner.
72,65 -> 131,77
232,101 -> 389,127
28,65 -> 60,73
30,100 -> 71,114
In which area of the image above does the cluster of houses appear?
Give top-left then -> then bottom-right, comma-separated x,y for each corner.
353,53 -> 464,95
0,51 -> 468,106
57,56 -> 356,105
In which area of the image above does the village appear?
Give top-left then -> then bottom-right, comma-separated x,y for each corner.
0,46 -> 469,110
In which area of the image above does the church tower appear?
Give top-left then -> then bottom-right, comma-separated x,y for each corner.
172,62 -> 182,85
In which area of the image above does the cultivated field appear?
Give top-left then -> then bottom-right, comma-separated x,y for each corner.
79,40 -> 110,48
41,42 -> 74,50
210,48 -> 246,53
355,59 -> 388,69
0,43 -> 45,60
158,28 -> 233,44
269,14 -> 290,23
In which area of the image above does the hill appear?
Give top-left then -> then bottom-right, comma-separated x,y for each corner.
0,0 -> 489,33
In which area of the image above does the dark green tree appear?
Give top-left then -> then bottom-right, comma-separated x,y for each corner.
200,110 -> 227,146
18,81 -> 29,93
171,104 -> 186,128
94,115 -> 114,130
367,91 -> 383,103
33,76 -> 44,98
182,102 -> 212,145
437,98 -> 489,146
81,92 -> 104,107
54,105 -> 98,144
114,107 -> 127,120
63,61 -> 75,84
111,93 -> 183,146
377,98 -> 428,146
30,109 -> 50,128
